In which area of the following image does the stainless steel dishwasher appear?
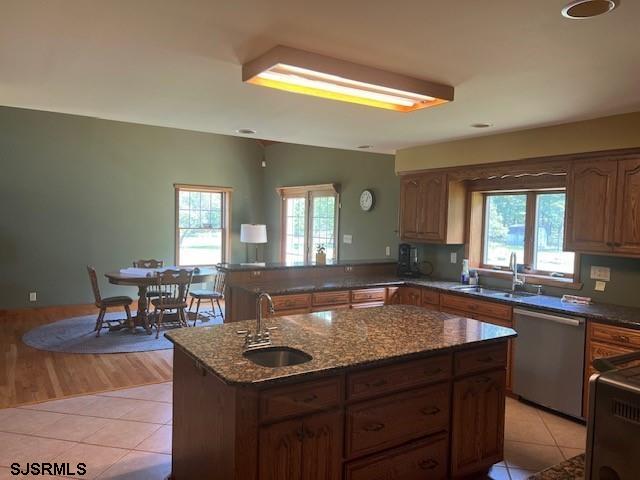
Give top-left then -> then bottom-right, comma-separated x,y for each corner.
513,308 -> 586,418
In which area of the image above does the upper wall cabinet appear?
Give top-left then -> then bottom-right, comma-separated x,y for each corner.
399,172 -> 466,244
565,157 -> 640,256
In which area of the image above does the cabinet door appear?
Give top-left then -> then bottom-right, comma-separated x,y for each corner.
565,159 -> 617,253
400,176 -> 421,239
451,370 -> 506,477
399,287 -> 422,306
259,418 -> 303,480
301,410 -> 343,480
613,158 -> 640,255
417,173 -> 447,242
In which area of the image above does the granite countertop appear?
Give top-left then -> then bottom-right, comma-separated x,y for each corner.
236,276 -> 640,330
165,305 -> 516,386
216,258 -> 395,272
529,454 -> 584,479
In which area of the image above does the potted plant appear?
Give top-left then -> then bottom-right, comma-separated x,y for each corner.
315,244 -> 326,264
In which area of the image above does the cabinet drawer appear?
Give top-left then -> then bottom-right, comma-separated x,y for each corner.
421,288 -> 439,306
351,288 -> 387,304
260,377 -> 342,423
345,434 -> 448,480
591,323 -> 640,349
454,343 -> 507,376
272,294 -> 312,311
351,301 -> 385,309
312,290 -> 351,307
347,354 -> 451,401
346,383 -> 449,458
440,294 -> 512,321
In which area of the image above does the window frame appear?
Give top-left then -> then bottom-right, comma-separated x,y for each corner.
480,189 -> 575,279
174,183 -> 232,267
278,184 -> 340,263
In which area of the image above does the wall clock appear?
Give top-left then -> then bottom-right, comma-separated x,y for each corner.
359,189 -> 375,211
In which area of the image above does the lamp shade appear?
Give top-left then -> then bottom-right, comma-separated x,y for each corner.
240,224 -> 267,243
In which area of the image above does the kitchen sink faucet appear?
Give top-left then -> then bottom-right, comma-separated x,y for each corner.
237,292 -> 277,349
509,252 -> 525,292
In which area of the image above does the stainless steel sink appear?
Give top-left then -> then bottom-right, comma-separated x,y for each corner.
243,346 -> 312,368
499,291 -> 537,298
451,285 -> 501,295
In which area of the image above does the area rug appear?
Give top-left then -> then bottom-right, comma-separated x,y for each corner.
22,312 -> 176,354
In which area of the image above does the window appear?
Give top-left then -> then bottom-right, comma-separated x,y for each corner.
175,184 -> 231,266
482,190 -> 574,276
278,184 -> 339,263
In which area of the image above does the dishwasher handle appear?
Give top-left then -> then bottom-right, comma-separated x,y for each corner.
513,308 -> 584,327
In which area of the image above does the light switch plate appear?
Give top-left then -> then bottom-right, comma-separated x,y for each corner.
343,234 -> 352,244
385,246 -> 391,256
450,252 -> 457,264
590,266 -> 611,282
29,292 -> 37,302
595,280 -> 606,292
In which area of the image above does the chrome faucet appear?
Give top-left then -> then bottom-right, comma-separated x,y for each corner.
237,292 -> 276,349
509,252 -> 525,291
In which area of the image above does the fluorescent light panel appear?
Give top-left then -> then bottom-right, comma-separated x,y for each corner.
243,46 -> 453,112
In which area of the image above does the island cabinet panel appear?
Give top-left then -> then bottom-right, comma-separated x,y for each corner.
454,343 -> 507,376
345,382 -> 450,459
440,293 -> 512,322
259,377 -> 342,423
259,417 -> 303,480
272,293 -> 312,315
344,434 -> 448,480
312,290 -> 351,307
451,369 -> 506,477
398,286 -> 422,306
351,288 -> 386,304
346,354 -> 451,402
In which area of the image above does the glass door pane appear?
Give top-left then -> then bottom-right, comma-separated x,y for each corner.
284,197 -> 307,263
534,193 -> 574,274
309,194 -> 337,262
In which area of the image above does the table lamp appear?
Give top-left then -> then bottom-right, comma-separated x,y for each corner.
240,224 -> 267,264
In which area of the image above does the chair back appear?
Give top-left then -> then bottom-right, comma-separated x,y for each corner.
149,269 -> 194,307
133,259 -> 164,268
87,266 -> 102,304
213,271 -> 226,296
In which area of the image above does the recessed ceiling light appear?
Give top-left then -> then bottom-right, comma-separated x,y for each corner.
471,123 -> 493,128
357,145 -> 373,149
236,128 -> 256,135
562,0 -> 618,19
243,46 -> 454,112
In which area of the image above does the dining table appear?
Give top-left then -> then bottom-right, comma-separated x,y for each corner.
105,266 -> 217,333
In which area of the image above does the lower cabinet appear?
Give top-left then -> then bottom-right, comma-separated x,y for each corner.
451,369 -> 506,477
259,410 -> 343,480
398,287 -> 422,305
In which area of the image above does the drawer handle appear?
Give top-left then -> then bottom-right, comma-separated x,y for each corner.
477,356 -> 494,363
365,379 -> 388,388
418,459 -> 439,470
362,422 -> 385,432
613,335 -> 630,343
295,394 -> 318,404
421,406 -> 441,416
475,376 -> 491,384
423,367 -> 443,377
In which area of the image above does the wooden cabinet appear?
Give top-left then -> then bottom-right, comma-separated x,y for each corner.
398,286 -> 422,306
399,172 -> 466,244
566,156 -> 640,256
451,369 -> 506,477
351,288 -> 386,304
259,410 -> 342,480
271,294 -> 312,317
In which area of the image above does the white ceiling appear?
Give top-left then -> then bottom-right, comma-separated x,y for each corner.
1,0 -> 639,154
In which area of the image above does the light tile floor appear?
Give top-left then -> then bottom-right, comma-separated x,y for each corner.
0,384 -> 585,479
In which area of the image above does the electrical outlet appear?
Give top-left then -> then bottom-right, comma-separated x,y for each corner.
343,234 -> 352,244
595,280 -> 606,292
385,246 -> 391,256
590,266 -> 611,282
29,292 -> 37,302
450,252 -> 457,264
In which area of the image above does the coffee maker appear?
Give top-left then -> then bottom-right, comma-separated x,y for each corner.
397,243 -> 420,277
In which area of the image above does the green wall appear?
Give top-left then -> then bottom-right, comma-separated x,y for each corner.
0,107 -> 265,309
262,143 -> 399,262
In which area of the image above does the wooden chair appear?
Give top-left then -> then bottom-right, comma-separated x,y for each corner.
133,259 -> 168,308
87,266 -> 133,337
149,269 -> 194,338
189,271 -> 226,326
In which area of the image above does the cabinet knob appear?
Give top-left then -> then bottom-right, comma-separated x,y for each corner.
418,459 -> 439,470
420,406 -> 441,416
362,422 -> 385,432
365,379 -> 388,388
295,394 -> 318,404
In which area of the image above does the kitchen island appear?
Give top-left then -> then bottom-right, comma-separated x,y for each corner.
166,305 -> 516,479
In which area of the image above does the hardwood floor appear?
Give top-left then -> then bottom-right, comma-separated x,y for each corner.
0,303 -> 175,409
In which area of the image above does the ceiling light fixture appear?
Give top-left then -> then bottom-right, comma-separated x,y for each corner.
243,46 -> 454,112
471,123 -> 493,128
561,0 -> 618,19
236,128 -> 256,135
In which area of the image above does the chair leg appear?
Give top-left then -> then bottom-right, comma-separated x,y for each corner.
95,309 -> 106,337
180,308 -> 188,328
216,298 -> 224,320
156,310 -> 165,339
124,304 -> 133,330
193,298 -> 201,327
189,296 -> 195,312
